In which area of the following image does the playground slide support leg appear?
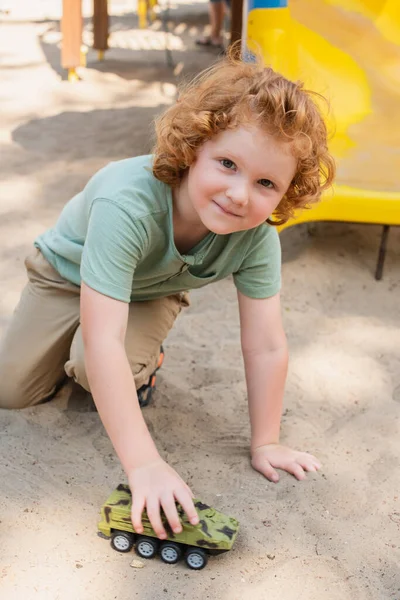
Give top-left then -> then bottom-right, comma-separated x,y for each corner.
375,225 -> 390,281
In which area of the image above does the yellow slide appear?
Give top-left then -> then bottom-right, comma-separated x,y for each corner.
245,0 -> 400,231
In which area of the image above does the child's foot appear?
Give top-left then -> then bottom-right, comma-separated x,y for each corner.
137,346 -> 165,408
195,36 -> 224,50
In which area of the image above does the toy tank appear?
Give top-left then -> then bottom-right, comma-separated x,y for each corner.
98,484 -> 239,570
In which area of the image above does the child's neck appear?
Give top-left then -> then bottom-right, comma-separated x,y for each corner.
172,177 -> 210,255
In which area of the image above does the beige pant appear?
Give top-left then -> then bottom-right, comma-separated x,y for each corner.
0,249 -> 189,409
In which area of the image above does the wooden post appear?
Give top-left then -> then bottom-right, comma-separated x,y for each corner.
230,0 -> 243,45
93,0 -> 109,52
61,0 -> 82,72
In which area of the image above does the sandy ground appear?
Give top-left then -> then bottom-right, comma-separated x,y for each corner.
1,3 -> 400,599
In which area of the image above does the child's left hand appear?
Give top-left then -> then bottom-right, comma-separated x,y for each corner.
251,444 -> 322,483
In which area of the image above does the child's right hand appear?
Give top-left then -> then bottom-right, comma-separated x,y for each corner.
127,458 -> 199,539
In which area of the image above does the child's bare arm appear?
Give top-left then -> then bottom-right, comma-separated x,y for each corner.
80,283 -> 199,536
237,291 -> 321,482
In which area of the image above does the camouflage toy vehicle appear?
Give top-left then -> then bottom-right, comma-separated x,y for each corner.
98,484 -> 239,570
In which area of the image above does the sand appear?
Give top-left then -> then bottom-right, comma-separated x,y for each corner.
1,3 -> 400,599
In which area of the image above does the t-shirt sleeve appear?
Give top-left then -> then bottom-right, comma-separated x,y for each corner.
80,198 -> 145,302
232,225 -> 281,299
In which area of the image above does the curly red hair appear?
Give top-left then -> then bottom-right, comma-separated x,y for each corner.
152,47 -> 335,225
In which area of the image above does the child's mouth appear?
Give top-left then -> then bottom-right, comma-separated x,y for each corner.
212,200 -> 241,218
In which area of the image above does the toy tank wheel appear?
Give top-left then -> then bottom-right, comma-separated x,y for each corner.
185,547 -> 208,570
136,536 -> 159,559
111,531 -> 134,553
160,541 -> 182,564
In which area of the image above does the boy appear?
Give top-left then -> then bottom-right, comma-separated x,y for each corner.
0,50 -> 335,539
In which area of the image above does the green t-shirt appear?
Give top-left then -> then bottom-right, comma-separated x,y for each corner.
35,155 -> 281,302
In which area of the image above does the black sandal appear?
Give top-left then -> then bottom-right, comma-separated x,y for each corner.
137,346 -> 165,408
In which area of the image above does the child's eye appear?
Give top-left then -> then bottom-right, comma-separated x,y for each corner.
220,159 -> 236,170
259,179 -> 274,189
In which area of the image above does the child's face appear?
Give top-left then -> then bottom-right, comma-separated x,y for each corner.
186,125 -> 297,235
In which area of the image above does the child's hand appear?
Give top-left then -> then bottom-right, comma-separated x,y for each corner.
251,444 -> 322,482
128,459 -> 200,539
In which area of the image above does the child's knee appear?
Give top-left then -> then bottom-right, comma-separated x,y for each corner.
0,382 -> 32,410
0,366 -> 63,409
64,327 -> 91,392
64,354 -> 90,392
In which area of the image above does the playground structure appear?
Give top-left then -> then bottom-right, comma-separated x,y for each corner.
61,0 -> 159,82
245,0 -> 400,278
60,0 -> 241,80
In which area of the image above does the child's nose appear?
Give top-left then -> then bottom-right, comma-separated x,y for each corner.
226,181 -> 249,206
